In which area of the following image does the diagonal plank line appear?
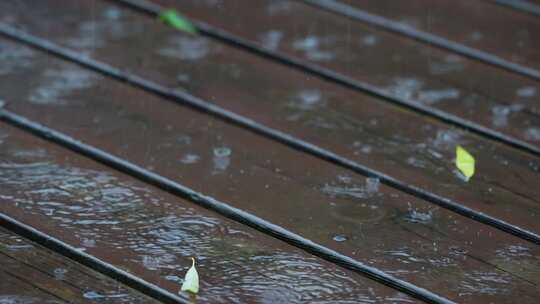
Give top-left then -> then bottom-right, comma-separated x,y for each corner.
302,0 -> 540,81
0,213 -> 187,304
493,0 -> 540,17
0,24 -> 538,246
111,0 -> 540,158
0,109 -> 455,304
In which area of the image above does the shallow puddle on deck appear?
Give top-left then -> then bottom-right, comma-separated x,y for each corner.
0,143 -> 408,303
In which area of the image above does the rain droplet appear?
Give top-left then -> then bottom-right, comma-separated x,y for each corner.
83,291 -> 103,299
213,147 -> 231,157
333,235 -> 347,242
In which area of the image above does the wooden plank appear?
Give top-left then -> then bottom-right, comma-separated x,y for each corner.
0,37 -> 539,304
494,0 -> 540,17
326,0 -> 540,71
1,273 -> 68,304
2,0 -> 538,237
299,0 -> 540,82
0,124 -> 415,303
145,0 -> 540,151
0,227 -> 157,304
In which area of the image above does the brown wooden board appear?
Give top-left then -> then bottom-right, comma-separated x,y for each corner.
323,0 -> 540,71
0,36 -> 539,303
0,124 -> 416,303
494,0 -> 540,14
1,275 -> 67,304
0,227 -> 159,304
145,0 -> 540,150
2,0 -> 538,236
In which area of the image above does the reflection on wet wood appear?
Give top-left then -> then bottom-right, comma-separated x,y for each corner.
148,0 -> 540,150
0,35 -> 538,302
0,0 -> 539,302
1,0 -> 538,235
0,124 -> 412,303
330,0 -> 540,71
0,227 -> 156,304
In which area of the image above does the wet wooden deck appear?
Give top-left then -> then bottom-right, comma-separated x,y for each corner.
0,1 -> 538,303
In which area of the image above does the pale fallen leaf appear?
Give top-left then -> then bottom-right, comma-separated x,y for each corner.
455,145 -> 475,181
181,257 -> 199,294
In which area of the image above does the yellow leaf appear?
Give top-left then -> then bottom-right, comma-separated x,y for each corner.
181,257 -> 199,294
455,146 -> 475,181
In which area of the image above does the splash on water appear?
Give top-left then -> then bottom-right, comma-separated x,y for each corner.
180,153 -> 200,164
524,128 -> 540,141
322,176 -> 380,199
404,208 -> 433,224
384,248 -> 422,264
352,141 -> 373,154
365,177 -> 380,194
322,184 -> 369,199
259,30 -> 284,51
406,157 -> 428,169
164,275 -> 182,282
0,295 -> 40,304
83,291 -> 128,299
431,129 -> 463,149
383,78 -> 423,101
491,104 -> 524,127
417,89 -> 460,105
158,36 -> 212,61
459,271 -> 511,296
288,89 -> 326,111
332,235 -> 347,242
361,34 -> 378,46
82,238 -> 96,248
0,43 -> 36,76
292,35 -> 336,62
29,64 -> 96,105
452,169 -> 470,182
65,6 -> 141,54
384,77 -> 460,105
495,244 -> 532,259
213,146 -> 231,173
516,86 -> 536,97
53,268 -> 67,280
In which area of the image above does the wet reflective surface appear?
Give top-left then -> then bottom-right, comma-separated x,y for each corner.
1,0 -> 538,234
335,0 -> 540,70
0,35 -> 538,302
0,1 -> 539,302
0,227 -> 156,304
151,0 -> 540,148
154,0 -> 540,146
0,124 -> 413,303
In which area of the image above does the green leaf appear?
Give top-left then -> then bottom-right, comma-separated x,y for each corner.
159,9 -> 198,35
181,257 -> 199,294
455,145 -> 475,181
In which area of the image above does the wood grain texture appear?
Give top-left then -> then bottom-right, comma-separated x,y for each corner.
0,227 -> 156,304
0,34 -> 538,303
0,124 -> 412,303
153,0 -> 540,150
334,0 -> 540,70
1,0 -> 538,234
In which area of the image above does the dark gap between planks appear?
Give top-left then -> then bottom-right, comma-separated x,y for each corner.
0,24 -> 538,246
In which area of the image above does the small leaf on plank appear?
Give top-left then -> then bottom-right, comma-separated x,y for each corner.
159,9 -> 198,35
180,257 -> 199,294
455,145 -> 475,181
